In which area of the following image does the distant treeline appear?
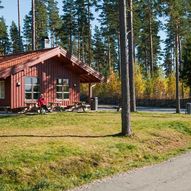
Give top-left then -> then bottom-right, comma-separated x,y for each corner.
0,0 -> 191,91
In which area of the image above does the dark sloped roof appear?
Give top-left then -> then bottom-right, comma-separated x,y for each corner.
0,47 -> 104,83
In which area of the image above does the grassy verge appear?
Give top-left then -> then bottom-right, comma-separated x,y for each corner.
0,112 -> 191,191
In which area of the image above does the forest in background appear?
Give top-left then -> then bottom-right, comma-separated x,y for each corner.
0,0 -> 191,99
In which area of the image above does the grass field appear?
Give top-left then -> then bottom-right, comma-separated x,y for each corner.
0,111 -> 191,191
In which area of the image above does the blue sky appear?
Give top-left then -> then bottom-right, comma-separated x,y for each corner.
0,0 -> 166,52
0,0 -> 63,27
0,0 -> 99,32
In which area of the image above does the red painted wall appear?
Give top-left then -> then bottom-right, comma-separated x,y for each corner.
10,58 -> 80,109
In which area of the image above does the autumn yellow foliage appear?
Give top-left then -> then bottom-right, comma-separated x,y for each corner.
94,69 -> 121,98
135,65 -> 145,98
81,66 -> 190,100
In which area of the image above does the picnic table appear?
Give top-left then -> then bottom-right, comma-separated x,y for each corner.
48,101 -> 63,111
64,101 -> 90,112
19,102 -> 39,113
19,101 -> 90,113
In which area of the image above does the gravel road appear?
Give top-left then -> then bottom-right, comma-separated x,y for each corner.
70,152 -> 191,191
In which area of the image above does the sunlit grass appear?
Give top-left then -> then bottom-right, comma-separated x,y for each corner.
0,112 -> 191,191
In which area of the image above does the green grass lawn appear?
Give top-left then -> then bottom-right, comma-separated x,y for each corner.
0,111 -> 191,191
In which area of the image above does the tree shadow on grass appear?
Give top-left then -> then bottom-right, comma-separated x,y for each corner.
0,114 -> 20,118
0,133 -> 128,139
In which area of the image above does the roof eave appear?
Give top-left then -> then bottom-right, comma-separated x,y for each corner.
0,46 -> 104,83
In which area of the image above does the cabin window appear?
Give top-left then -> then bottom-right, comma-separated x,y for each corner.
56,79 -> 69,100
25,77 -> 40,100
0,81 -> 5,99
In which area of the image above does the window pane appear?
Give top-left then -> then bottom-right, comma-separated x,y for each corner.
63,79 -> 69,85
25,77 -> 32,84
57,79 -> 62,85
33,85 -> 40,92
56,93 -> 62,99
25,93 -> 32,99
25,85 -> 32,92
33,93 -> 40,100
56,86 -> 62,92
63,86 -> 69,92
25,77 -> 40,100
0,81 -> 5,99
32,77 -> 39,85
64,93 -> 69,99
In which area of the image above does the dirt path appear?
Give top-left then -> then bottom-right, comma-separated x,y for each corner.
71,152 -> 191,191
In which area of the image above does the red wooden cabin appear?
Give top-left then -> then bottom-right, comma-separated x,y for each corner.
0,46 -> 103,110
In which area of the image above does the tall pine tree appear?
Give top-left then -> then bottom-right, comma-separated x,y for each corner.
92,26 -> 107,75
10,21 -> 23,53
46,0 -> 62,47
98,0 -> 119,75
0,17 -> 10,55
23,13 -> 32,51
23,0 -> 48,51
162,0 -> 191,112
60,0 -> 76,53
134,0 -> 161,77
35,0 -> 48,49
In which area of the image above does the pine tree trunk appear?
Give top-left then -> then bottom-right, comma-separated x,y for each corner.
178,36 -> 184,99
77,29 -> 80,59
149,8 -> 154,77
87,0 -> 92,66
69,29 -> 73,53
108,37 -> 111,71
32,0 -> 36,50
175,26 -> 180,113
128,0 -> 136,112
117,33 -> 121,77
17,0 -> 21,51
119,0 -> 131,136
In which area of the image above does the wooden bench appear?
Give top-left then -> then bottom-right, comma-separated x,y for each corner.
71,102 -> 90,112
64,104 -> 76,111
48,101 -> 62,111
18,102 -> 40,114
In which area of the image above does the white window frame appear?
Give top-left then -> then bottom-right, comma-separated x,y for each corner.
56,79 -> 70,100
25,77 -> 40,100
0,81 -> 5,99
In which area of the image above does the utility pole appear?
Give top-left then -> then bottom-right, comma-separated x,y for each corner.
32,0 -> 36,50
128,0 -> 136,112
119,0 -> 131,136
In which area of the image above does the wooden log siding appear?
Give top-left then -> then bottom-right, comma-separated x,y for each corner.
10,58 -> 80,109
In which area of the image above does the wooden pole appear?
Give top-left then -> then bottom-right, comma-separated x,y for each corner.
88,83 -> 92,103
119,0 -> 131,136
